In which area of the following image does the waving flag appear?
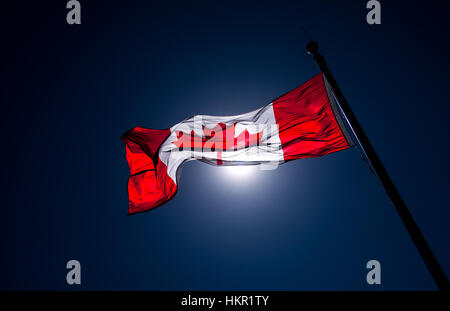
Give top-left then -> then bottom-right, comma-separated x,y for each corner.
122,73 -> 353,214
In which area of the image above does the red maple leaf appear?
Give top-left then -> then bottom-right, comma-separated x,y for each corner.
172,122 -> 263,165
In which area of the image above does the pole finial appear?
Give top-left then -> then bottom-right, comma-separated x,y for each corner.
305,41 -> 319,55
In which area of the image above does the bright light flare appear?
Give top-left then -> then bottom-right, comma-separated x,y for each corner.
222,165 -> 257,178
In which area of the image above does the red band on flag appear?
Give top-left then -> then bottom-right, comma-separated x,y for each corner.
273,74 -> 350,161
122,127 -> 176,214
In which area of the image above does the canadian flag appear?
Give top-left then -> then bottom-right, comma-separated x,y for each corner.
122,73 -> 353,214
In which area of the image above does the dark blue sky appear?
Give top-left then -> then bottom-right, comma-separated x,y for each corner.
1,1 -> 449,290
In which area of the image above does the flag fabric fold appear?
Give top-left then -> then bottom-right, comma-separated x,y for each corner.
122,73 -> 353,214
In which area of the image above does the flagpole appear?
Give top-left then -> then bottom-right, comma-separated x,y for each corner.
305,41 -> 448,291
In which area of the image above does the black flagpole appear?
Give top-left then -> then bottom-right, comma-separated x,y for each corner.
305,41 -> 448,291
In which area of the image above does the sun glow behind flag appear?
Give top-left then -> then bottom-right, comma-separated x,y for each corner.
122,73 -> 353,214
